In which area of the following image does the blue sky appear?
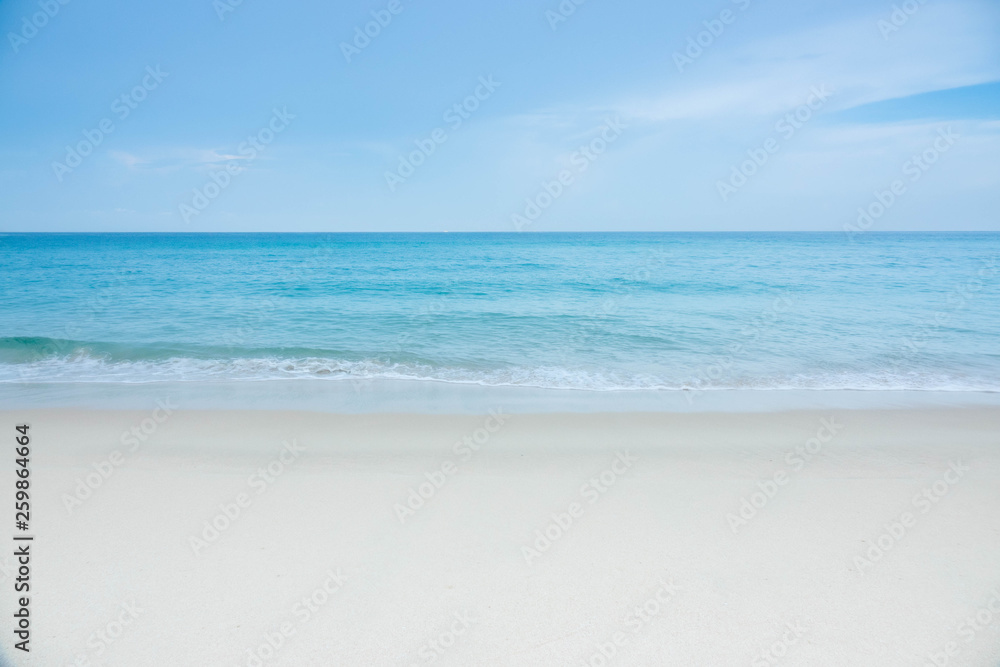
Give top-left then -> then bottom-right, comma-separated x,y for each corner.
1,0 -> 998,232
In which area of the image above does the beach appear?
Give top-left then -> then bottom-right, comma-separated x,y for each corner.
2,233 -> 999,664
2,231 -> 998,665
6,405 -> 999,666
5,0 -> 1000,661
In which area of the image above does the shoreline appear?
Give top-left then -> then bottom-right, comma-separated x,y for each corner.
3,380 -> 1000,414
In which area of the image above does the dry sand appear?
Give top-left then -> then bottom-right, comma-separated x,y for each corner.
2,407 -> 999,666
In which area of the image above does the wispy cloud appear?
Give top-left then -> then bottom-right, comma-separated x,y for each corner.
109,147 -> 266,174
616,2 -> 1000,124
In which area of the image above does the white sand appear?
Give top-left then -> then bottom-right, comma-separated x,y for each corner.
3,407 -> 1000,666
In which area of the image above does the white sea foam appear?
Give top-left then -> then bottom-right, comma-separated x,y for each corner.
1,356 -> 997,392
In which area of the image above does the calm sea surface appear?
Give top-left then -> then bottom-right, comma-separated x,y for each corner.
1,232 -> 998,392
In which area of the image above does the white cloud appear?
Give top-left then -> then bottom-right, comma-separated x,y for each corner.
618,1 -> 1000,123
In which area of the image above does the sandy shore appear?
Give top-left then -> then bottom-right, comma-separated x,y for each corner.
2,407 -> 1000,666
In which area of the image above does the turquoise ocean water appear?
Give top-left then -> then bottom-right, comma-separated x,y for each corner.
1,233 -> 998,398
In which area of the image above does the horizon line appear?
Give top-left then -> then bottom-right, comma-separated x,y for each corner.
2,230 -> 998,235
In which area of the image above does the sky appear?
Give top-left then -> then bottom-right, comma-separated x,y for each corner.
1,0 -> 998,232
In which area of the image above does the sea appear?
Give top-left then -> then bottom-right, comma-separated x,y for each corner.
1,232 -> 998,412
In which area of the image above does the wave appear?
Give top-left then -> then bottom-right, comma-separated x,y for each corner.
0,338 -> 997,392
